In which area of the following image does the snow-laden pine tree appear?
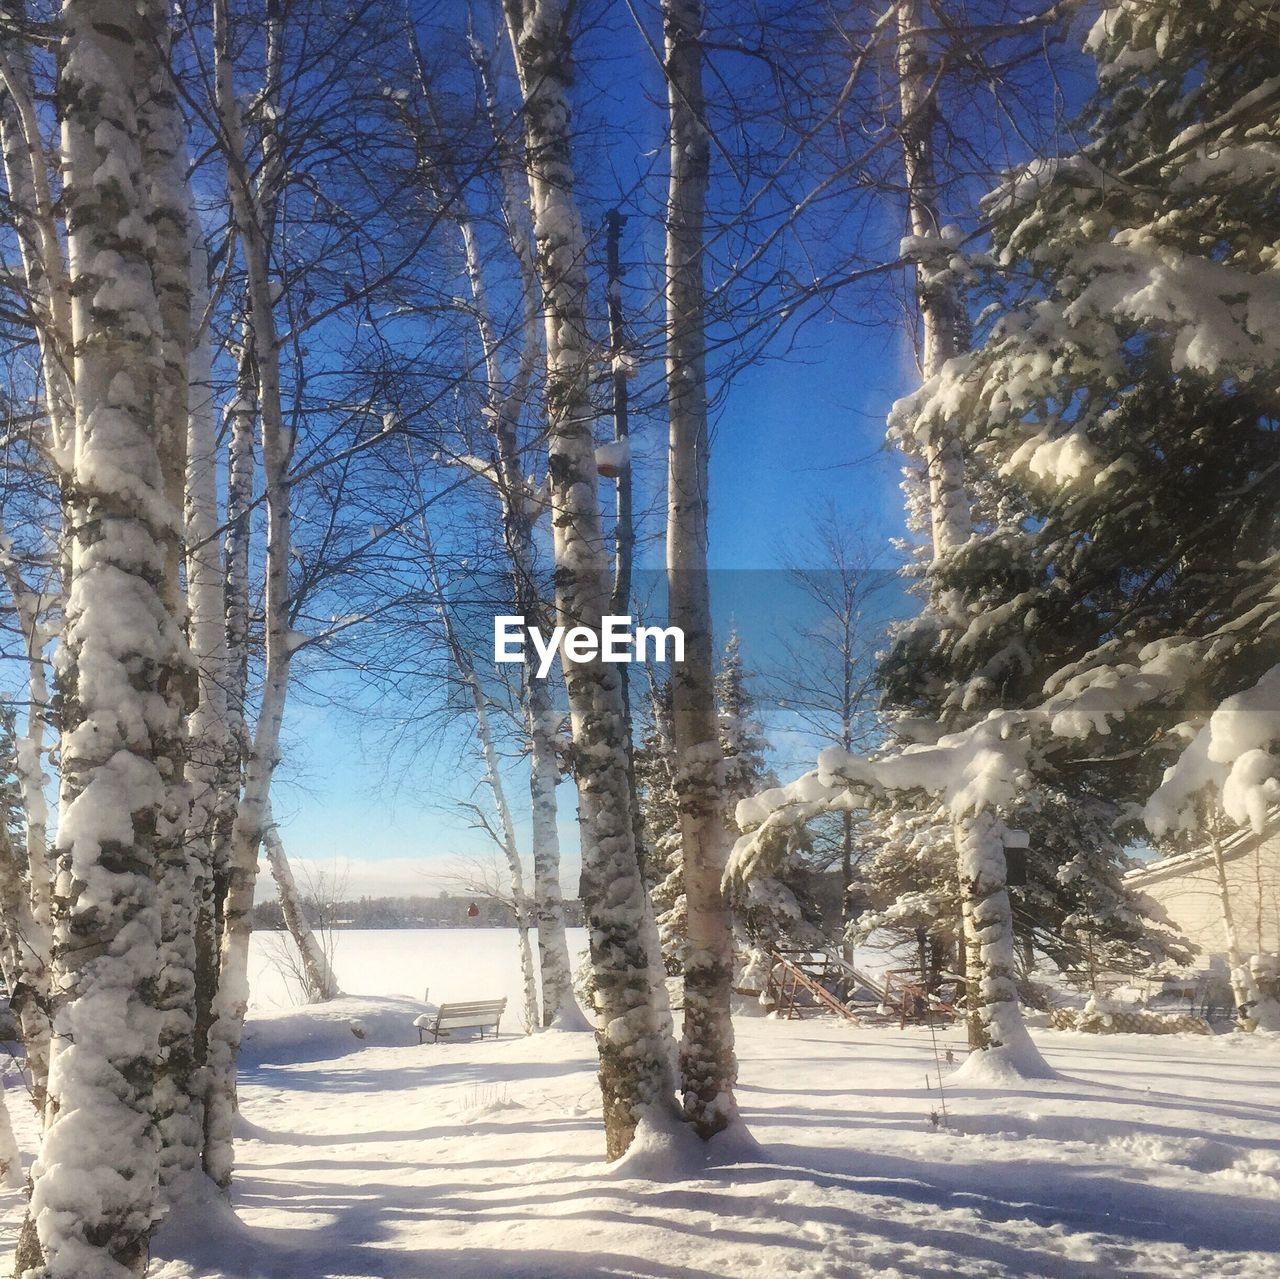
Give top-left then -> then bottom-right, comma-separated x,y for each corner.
503,0 -> 676,1159
894,0 -> 1280,1025
18,0 -> 191,1268
856,0 -> 1050,1074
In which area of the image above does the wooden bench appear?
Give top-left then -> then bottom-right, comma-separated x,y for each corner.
414,998 -> 507,1044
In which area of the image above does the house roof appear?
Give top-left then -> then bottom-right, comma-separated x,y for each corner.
1125,809 -> 1280,888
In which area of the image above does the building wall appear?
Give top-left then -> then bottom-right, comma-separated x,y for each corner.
1131,833 -> 1280,963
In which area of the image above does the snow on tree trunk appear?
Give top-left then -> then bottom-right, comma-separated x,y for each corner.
0,1082 -> 22,1191
895,0 -> 970,560
897,0 -> 1018,1059
663,0 -> 739,1142
504,0 -> 677,1158
184,220 -> 232,1092
18,0 -> 188,1269
217,361 -> 255,890
203,0 -> 298,1188
139,42 -> 203,1192
1238,954 -> 1280,1033
951,814 -> 1052,1082
262,808 -> 341,1003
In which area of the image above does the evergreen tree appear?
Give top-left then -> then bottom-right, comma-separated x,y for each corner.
635,680 -> 686,973
873,0 -> 1280,998
718,633 -> 823,954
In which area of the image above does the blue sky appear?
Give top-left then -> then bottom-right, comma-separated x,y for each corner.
262,0 -> 1091,899
270,309 -> 918,899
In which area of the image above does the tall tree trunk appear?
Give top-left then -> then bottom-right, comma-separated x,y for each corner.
140,39 -> 201,1192
0,1083 -> 22,1191
1208,811 -> 1251,1024
896,0 -> 1029,1060
262,808 -> 341,1003
663,0 -> 739,1141
185,221 -> 232,1090
0,547 -> 52,1117
18,0 -> 187,1269
418,519 -> 540,1033
896,0 -> 970,559
0,0 -> 73,463
0,2 -> 72,1123
411,35 -> 583,1030
203,0 -> 298,1187
504,0 -> 676,1159
525,675 -> 585,1029
605,208 -> 659,991
952,815 -> 1051,1080
0,798 -> 47,1115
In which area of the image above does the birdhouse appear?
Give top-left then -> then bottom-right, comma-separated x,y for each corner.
1003,828 -> 1029,887
467,901 -> 480,919
594,440 -> 629,479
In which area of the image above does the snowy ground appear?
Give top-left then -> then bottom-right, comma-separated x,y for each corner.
245,927 -> 591,1020
3,933 -> 1279,1277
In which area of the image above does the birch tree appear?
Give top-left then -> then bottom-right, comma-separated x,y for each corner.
202,0 -> 301,1187
17,0 -> 191,1267
503,0 -> 677,1158
401,33 -> 582,1027
662,0 -> 739,1142
0,0 -> 75,1121
138,33 -> 205,1191
262,806 -> 341,1003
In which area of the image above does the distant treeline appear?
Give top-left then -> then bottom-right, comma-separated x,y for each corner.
250,893 -> 586,931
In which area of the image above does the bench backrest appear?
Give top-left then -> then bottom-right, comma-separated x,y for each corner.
436,999 -> 506,1027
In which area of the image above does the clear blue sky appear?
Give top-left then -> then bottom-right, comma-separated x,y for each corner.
271,310 -> 917,899
265,0 -> 1070,898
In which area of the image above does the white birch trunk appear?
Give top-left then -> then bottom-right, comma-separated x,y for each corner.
0,1082 -> 22,1191
525,677 -> 585,1029
663,0 -> 739,1141
0,11 -> 74,467
184,223 -> 233,1107
504,0 -> 677,1158
262,808 -> 341,1003
138,42 -> 202,1192
896,1 -> 1034,1065
0,545 -> 52,1117
418,524 -> 540,1033
203,0 -> 298,1188
951,815 -> 1051,1081
896,0 -> 970,560
19,0 -> 187,1269
412,34 -> 584,1031
0,7 -> 71,1124
0,799 -> 46,1119
1208,816 -> 1253,1024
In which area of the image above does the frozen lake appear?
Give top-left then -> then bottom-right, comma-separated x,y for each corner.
248,926 -> 590,1013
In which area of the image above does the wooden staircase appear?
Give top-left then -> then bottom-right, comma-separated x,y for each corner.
764,949 -> 865,1023
761,947 -> 958,1027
